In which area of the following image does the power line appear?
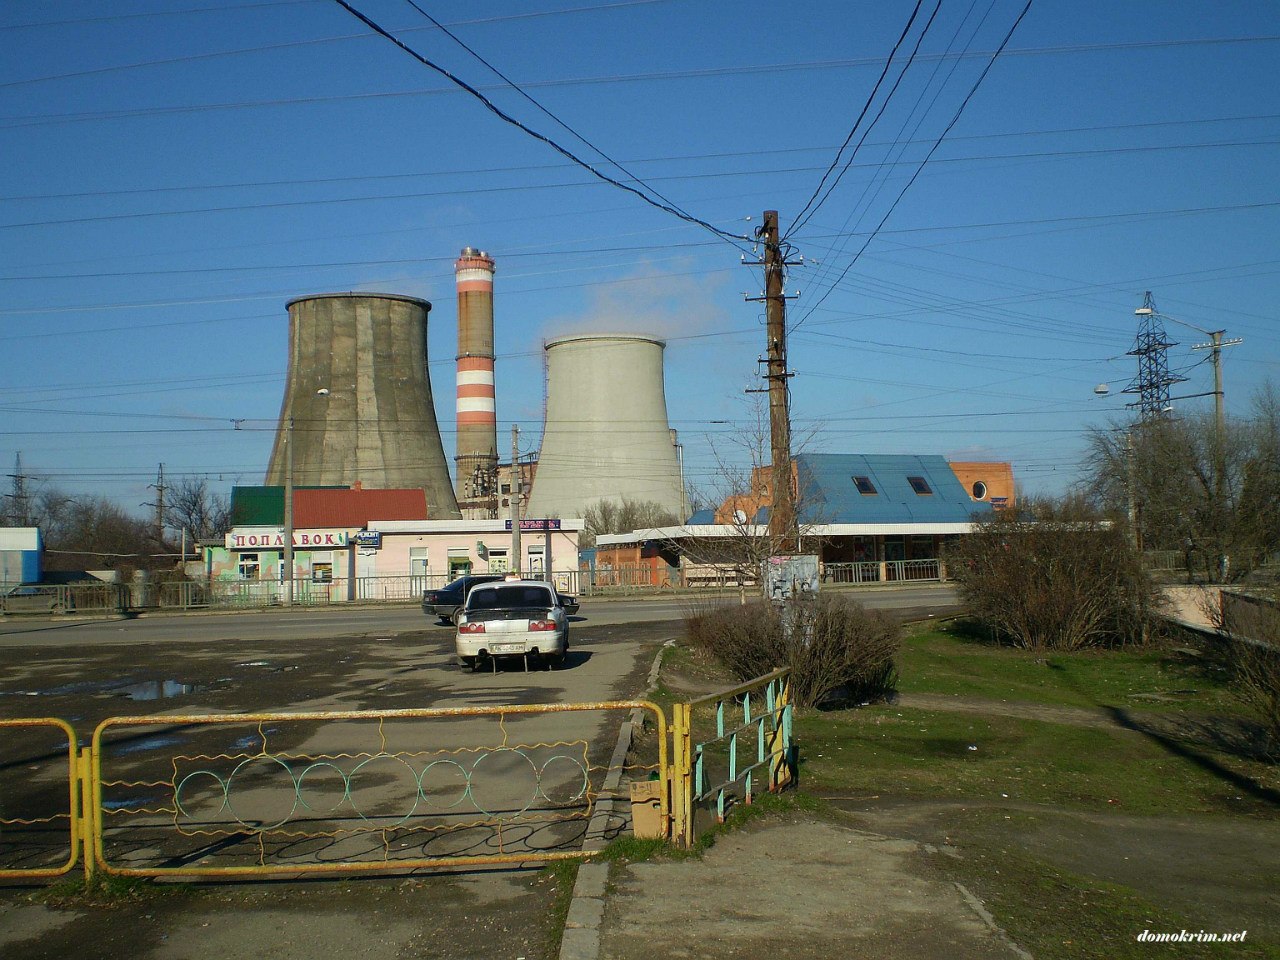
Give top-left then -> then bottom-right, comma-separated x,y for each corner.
791,0 -> 1036,325
790,0 -> 933,231
400,0 -> 700,226
328,0 -> 751,250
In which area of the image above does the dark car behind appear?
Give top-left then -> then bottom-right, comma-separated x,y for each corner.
423,574 -> 579,622
421,574 -> 504,623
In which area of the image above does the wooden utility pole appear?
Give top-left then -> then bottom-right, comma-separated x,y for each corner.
751,211 -> 796,546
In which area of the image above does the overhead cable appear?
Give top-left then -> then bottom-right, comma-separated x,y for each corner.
794,0 -> 1036,327
329,0 -> 751,250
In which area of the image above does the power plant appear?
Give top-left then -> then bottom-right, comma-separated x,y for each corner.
265,292 -> 461,520
525,334 -> 684,521
454,247 -> 499,518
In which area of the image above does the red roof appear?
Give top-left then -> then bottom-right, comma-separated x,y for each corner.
294,488 -> 429,528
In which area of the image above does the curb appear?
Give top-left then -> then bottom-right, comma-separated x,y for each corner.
560,639 -> 673,960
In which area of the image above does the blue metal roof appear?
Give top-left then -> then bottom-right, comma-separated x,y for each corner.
793,453 -> 992,524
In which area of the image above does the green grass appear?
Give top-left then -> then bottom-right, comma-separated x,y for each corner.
34,874 -> 191,906
932,831 -> 1280,960
797,704 -> 1278,816
899,622 -> 1248,717
540,857 -> 579,946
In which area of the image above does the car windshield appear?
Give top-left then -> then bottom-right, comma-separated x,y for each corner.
466,585 -> 554,610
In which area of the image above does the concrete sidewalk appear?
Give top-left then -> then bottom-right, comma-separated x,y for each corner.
562,815 -> 1030,960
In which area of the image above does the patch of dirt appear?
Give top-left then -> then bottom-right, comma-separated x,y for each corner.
824,797 -> 1280,945
1,872 -> 564,960
601,813 -> 1027,960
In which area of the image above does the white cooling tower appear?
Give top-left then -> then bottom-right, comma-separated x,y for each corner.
525,334 -> 684,521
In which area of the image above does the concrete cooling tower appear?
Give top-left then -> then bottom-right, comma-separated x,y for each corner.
525,334 -> 684,521
265,293 -> 461,520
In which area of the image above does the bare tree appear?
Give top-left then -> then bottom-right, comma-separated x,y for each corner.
40,495 -> 154,572
581,497 -> 678,548
677,397 -> 822,603
1085,384 -> 1280,581
164,477 -> 231,543
947,496 -> 1164,650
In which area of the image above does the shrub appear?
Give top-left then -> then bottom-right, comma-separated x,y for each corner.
685,594 -> 900,707
1218,591 -> 1280,755
946,497 -> 1165,651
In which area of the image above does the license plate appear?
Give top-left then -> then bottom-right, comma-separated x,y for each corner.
491,643 -> 524,653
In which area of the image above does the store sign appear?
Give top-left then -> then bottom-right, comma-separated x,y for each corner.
225,529 -> 350,549
354,531 -> 382,549
504,518 -> 561,531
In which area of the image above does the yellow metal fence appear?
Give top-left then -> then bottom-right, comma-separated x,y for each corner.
2,674 -> 792,881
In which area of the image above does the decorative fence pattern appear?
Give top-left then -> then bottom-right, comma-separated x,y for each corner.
0,718 -> 82,879
1,703 -> 663,881
1,671 -> 797,879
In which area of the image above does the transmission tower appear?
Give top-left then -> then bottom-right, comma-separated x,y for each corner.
4,452 -> 33,526
1123,291 -> 1185,420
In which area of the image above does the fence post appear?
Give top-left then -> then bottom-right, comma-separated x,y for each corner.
670,702 -> 693,847
75,746 -> 96,882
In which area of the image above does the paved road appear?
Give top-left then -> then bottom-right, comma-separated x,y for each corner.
0,584 -> 959,648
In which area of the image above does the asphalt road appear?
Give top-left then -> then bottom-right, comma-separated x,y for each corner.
0,584 -> 959,648
0,583 -> 959,877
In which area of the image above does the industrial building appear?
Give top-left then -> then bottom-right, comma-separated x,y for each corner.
526,334 -> 685,521
453,248 -> 500,518
591,453 -> 1010,586
264,292 -> 460,520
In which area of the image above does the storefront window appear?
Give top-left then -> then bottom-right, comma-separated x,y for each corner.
312,562 -> 333,583
238,553 -> 260,580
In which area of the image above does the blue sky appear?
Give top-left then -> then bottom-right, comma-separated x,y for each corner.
2,0 -> 1277,514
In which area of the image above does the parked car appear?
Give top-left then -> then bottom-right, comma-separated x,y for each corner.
455,580 -> 569,670
556,589 -> 580,616
422,574 -> 504,623
1,584 -> 70,615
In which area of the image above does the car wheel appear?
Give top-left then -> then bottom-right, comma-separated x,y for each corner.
546,652 -> 566,670
459,656 -> 476,669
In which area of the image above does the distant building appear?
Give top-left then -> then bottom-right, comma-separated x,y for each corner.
594,453 -> 1011,586
205,485 -> 582,601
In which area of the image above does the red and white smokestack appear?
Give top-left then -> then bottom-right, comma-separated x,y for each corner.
454,247 -> 498,510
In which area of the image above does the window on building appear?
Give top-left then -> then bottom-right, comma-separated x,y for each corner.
852,475 -> 877,495
972,480 -> 988,500
409,547 -> 429,577
311,562 -> 333,583
238,553 -> 260,580
486,549 -> 508,573
907,476 -> 933,495
500,483 -> 511,494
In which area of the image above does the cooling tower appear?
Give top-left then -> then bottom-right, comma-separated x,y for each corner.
454,247 -> 499,517
265,293 -> 461,520
525,334 -> 684,521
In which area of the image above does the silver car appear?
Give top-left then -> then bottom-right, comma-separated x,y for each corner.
455,580 -> 569,670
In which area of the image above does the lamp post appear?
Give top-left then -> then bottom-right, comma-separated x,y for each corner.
283,415 -> 294,606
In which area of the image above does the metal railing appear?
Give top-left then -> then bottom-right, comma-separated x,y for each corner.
0,718 -> 82,880
0,583 -> 127,615
2,702 -> 666,881
823,561 -> 881,584
821,559 -> 943,584
670,669 -> 794,846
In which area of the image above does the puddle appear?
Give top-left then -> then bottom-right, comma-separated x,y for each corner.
102,796 -> 162,811
112,735 -> 186,757
3,678 -> 207,699
117,680 -> 204,701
